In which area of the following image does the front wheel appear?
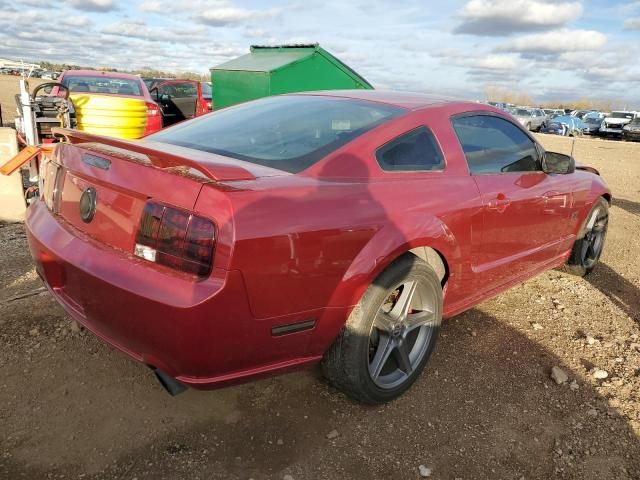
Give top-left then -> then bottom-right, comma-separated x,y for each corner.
564,198 -> 609,276
322,254 -> 442,404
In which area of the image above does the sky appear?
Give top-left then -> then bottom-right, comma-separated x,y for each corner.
1,0 -> 639,106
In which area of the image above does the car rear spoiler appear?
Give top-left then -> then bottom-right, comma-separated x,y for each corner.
51,127 -> 256,181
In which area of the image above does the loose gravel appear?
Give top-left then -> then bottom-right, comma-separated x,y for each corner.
1,134 -> 639,479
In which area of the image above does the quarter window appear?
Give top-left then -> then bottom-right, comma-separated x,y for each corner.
376,127 -> 444,171
452,115 -> 540,174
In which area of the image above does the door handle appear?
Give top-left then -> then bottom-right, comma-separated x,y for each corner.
487,193 -> 511,212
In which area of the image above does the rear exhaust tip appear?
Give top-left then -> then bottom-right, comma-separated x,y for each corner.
153,368 -> 187,396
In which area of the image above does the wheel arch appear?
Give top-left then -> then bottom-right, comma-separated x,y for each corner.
574,186 -> 611,239
407,246 -> 449,286
325,214 -> 460,311
310,221 -> 462,354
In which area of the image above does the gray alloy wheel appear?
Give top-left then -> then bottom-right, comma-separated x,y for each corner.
322,254 -> 442,404
368,279 -> 437,390
564,197 -> 609,276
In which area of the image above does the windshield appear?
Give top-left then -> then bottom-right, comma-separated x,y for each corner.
610,112 -> 634,119
201,82 -> 212,96
61,75 -> 143,96
515,109 -> 530,116
629,118 -> 640,126
585,117 -> 601,124
149,95 -> 406,173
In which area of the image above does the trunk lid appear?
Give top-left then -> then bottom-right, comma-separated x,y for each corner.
45,128 -> 282,253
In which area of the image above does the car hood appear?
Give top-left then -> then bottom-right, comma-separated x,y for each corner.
604,118 -> 632,125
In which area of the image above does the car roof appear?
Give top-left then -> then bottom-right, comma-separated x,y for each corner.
61,70 -> 142,81
292,89 -> 480,110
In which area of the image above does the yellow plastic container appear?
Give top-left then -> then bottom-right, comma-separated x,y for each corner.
70,93 -> 148,140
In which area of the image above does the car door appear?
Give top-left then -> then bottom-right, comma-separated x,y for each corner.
451,113 -> 574,290
154,80 -> 204,126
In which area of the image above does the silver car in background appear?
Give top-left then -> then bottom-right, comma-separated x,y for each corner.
510,107 -> 547,131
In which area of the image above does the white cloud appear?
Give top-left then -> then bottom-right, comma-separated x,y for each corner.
138,0 -> 279,27
196,7 -> 279,26
435,49 -> 520,70
60,16 -> 93,28
102,21 -> 208,43
624,17 -> 640,29
455,0 -> 583,36
65,0 -> 117,12
498,29 -> 607,54
140,0 -> 227,12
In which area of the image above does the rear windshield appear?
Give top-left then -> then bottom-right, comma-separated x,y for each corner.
149,95 -> 406,173
61,75 -> 143,96
515,109 -> 530,116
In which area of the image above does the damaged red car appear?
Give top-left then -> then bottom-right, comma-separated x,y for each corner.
26,91 -> 611,403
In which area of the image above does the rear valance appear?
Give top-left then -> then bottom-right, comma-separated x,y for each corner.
52,127 -> 256,181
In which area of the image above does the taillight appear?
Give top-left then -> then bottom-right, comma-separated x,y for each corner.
145,101 -> 160,117
134,202 -> 215,279
205,100 -> 212,111
41,159 -> 62,211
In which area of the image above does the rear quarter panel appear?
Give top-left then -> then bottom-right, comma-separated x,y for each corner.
224,106 -> 483,321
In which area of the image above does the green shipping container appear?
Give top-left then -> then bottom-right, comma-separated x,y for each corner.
211,44 -> 373,109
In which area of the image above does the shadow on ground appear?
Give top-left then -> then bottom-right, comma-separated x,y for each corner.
585,262 -> 640,325
1,301 -> 638,480
612,197 -> 640,217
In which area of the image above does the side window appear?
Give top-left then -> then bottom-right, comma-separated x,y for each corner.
157,84 -> 176,97
376,127 -> 444,172
451,115 -> 540,174
170,82 -> 197,98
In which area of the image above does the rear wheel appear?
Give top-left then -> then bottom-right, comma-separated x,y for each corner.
322,255 -> 442,404
564,198 -> 609,276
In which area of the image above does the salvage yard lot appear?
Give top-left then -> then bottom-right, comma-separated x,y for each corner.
0,74 -> 47,126
1,134 -> 639,479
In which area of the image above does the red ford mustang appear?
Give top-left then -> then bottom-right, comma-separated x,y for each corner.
26,91 -> 610,403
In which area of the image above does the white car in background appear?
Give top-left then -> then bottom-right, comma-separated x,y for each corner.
601,111 -> 637,137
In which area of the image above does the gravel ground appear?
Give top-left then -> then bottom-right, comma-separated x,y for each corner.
1,134 -> 639,480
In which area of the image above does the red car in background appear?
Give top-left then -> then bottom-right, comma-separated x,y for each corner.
54,70 -> 163,135
143,78 -> 210,126
26,91 -> 610,403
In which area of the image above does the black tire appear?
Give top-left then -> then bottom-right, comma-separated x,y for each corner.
564,197 -> 609,277
322,254 -> 442,404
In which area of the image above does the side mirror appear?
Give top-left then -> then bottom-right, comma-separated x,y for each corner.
543,151 -> 575,174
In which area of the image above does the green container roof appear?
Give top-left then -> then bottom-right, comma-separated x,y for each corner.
211,44 -> 373,88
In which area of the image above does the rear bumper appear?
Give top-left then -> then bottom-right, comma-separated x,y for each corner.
26,201 -> 322,389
